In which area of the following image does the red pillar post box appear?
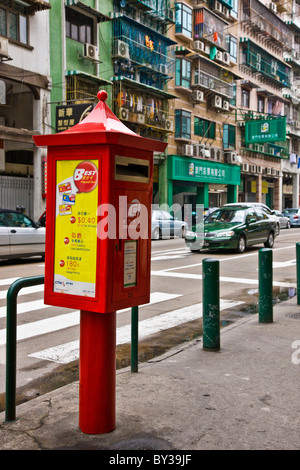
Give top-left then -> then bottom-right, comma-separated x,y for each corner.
33,91 -> 167,434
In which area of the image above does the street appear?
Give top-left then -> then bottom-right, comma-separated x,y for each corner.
0,228 -> 299,406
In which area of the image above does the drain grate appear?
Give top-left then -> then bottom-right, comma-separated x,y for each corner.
286,312 -> 300,320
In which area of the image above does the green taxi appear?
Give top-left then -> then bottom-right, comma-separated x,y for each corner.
185,205 -> 277,253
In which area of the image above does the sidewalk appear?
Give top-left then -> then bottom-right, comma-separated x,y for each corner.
0,297 -> 299,451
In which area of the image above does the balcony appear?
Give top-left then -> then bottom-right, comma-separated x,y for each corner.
193,70 -> 234,99
194,7 -> 228,51
240,45 -> 291,88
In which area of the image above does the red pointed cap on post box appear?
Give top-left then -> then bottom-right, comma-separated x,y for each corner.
33,90 -> 167,153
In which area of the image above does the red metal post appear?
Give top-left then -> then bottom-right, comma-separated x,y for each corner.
79,310 -> 116,434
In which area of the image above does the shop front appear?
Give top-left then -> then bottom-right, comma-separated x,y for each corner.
165,154 -> 240,212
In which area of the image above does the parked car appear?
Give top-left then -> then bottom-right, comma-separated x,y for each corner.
282,208 -> 300,227
224,202 -> 280,235
185,204 -> 277,253
151,210 -> 187,240
271,210 -> 291,229
0,209 -> 45,260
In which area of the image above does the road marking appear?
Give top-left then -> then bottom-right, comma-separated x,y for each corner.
162,244 -> 296,272
151,270 -> 297,288
0,284 -> 44,300
273,259 -> 296,268
29,299 -> 244,364
0,292 -> 181,347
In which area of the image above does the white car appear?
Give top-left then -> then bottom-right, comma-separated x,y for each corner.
0,209 -> 45,260
151,210 -> 187,240
271,210 -> 291,229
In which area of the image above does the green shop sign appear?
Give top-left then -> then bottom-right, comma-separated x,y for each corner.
168,155 -> 240,185
245,117 -> 286,144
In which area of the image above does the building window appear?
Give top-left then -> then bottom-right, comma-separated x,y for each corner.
194,117 -> 215,139
257,96 -> 264,113
223,124 -> 236,149
241,88 -> 250,108
175,58 -> 191,88
226,35 -> 237,63
66,8 -> 94,44
0,1 -> 28,44
175,109 -> 191,139
175,3 -> 192,38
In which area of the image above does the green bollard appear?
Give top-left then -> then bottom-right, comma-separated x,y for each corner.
259,248 -> 273,323
131,306 -> 139,372
297,243 -> 300,306
202,258 -> 220,351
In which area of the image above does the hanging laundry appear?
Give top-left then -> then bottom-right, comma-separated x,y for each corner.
290,153 -> 297,164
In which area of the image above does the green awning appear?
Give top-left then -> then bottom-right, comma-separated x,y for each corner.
64,1 -> 111,22
65,71 -> 112,85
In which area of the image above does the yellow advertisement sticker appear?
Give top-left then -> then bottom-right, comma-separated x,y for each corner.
54,159 -> 98,297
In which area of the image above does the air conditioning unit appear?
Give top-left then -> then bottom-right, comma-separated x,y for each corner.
223,52 -> 230,65
222,6 -> 230,17
271,60 -> 277,75
269,2 -> 277,13
271,168 -> 277,175
192,90 -> 204,102
83,43 -> 98,60
182,145 -> 193,157
119,108 -> 129,120
223,100 -> 230,111
295,121 -> 300,129
193,145 -> 201,157
137,114 -> 145,124
116,40 -> 130,59
257,166 -> 263,174
0,37 -> 8,58
160,64 -> 168,74
259,145 -> 264,152
250,165 -> 256,173
215,50 -> 223,62
269,147 -> 275,155
201,148 -> 211,158
166,8 -> 174,21
254,143 -> 260,151
213,1 -> 223,13
225,152 -> 238,163
242,163 -> 249,172
256,53 -> 261,71
193,41 -> 205,52
211,95 -> 223,108
165,119 -> 173,131
265,168 -> 272,175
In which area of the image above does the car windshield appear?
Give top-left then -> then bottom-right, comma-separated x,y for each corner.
283,209 -> 298,214
205,208 -> 246,224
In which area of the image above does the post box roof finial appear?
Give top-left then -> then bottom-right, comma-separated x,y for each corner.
97,90 -> 108,102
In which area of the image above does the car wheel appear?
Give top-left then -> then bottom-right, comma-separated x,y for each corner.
181,226 -> 186,238
153,227 -> 161,240
286,220 -> 291,229
264,231 -> 274,248
237,235 -> 246,253
275,223 -> 280,236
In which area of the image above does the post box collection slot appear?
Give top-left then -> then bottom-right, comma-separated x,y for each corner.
115,155 -> 149,183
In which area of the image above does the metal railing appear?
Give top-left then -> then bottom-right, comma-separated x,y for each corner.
5,275 -> 140,421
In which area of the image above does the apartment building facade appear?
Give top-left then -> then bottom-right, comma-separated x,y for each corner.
1,0 -> 299,218
0,0 -> 51,219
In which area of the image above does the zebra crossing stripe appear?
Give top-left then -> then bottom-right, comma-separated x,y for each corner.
29,299 -> 244,364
